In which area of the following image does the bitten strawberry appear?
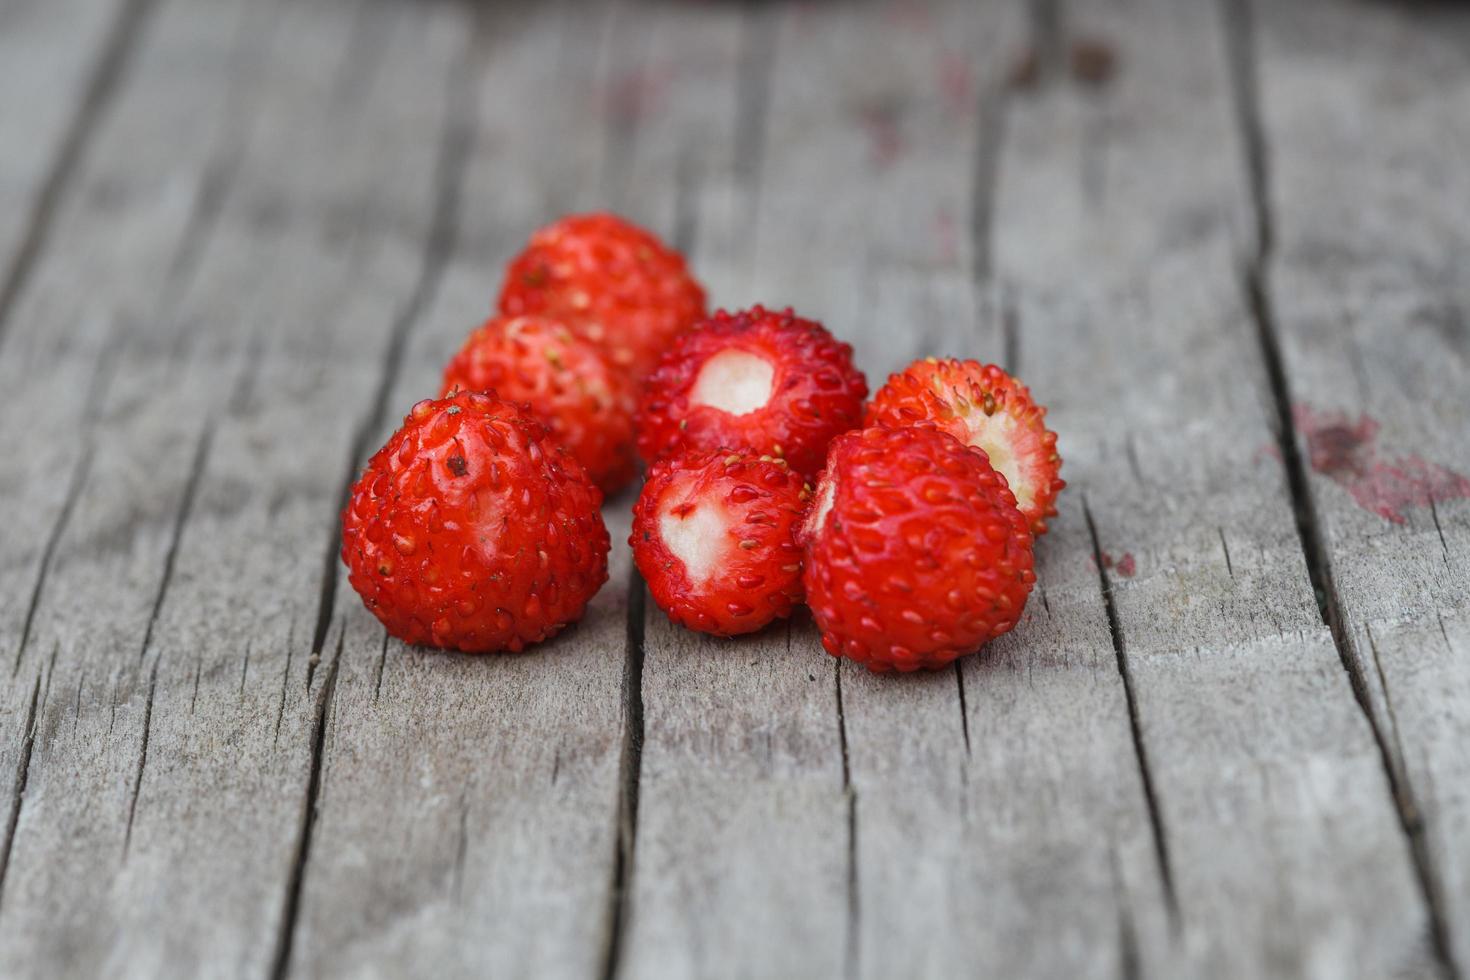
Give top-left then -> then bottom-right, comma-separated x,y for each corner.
498,212 -> 706,380
802,425 -> 1035,671
636,306 -> 868,477
342,392 -> 610,653
631,449 -> 808,636
441,315 -> 637,495
866,358 -> 1064,534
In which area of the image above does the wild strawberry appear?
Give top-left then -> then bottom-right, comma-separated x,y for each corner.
498,212 -> 706,380
342,392 -> 610,653
636,306 -> 868,478
802,425 -> 1035,672
441,315 -> 637,495
866,358 -> 1064,534
631,449 -> 808,636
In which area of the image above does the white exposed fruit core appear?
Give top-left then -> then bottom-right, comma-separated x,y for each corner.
690,349 -> 774,416
964,412 -> 1033,510
805,475 -> 836,539
658,499 -> 729,585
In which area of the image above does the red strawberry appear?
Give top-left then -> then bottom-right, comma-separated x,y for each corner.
802,425 -> 1035,671
498,212 -> 706,380
441,314 -> 637,495
342,392 -> 610,653
866,358 -> 1064,534
631,449 -> 808,636
636,306 -> 868,478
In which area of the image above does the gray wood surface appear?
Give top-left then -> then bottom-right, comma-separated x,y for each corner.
0,0 -> 1467,977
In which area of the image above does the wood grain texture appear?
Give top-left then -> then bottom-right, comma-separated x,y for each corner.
0,0 -> 139,347
285,4 -> 645,976
0,0 -> 468,975
611,5 -> 859,978
990,1 -> 1440,976
1250,0 -> 1470,972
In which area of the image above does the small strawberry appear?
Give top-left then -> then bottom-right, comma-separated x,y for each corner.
636,306 -> 868,478
342,392 -> 610,653
441,315 -> 637,495
631,449 -> 808,636
866,358 -> 1064,534
498,212 -> 706,380
802,425 -> 1035,672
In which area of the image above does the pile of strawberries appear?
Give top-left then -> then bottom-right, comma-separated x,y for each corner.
342,214 -> 1064,672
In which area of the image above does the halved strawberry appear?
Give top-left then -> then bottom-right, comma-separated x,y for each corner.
866,358 -> 1064,534
631,449 -> 809,636
636,306 -> 868,477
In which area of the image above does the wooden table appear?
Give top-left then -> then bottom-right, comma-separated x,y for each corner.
2,0 -> 1467,976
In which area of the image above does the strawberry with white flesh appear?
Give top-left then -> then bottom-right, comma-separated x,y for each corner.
636,306 -> 868,478
631,449 -> 808,636
866,358 -> 1065,534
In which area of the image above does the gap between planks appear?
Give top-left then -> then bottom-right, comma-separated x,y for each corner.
0,0 -> 157,352
267,16 -> 486,976
1220,0 -> 1462,975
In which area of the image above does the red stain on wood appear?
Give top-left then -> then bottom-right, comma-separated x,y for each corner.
1069,38 -> 1118,88
606,68 -> 668,125
884,0 -> 932,31
1095,551 -> 1136,578
933,207 -> 957,263
857,103 -> 904,168
938,51 -> 973,114
1295,404 -> 1470,524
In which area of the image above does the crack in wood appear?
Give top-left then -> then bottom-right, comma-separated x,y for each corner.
122,662 -> 158,856
0,0 -> 157,352
307,22 -> 476,663
1082,496 -> 1178,922
953,661 -> 972,758
599,561 -> 646,980
1221,2 -> 1461,974
11,449 -> 93,678
732,5 -> 776,206
371,632 -> 389,705
833,661 -> 858,980
273,616 -> 295,752
266,623 -> 343,980
969,79 -> 1008,287
1110,845 -> 1142,980
138,421 -> 214,665
1429,498 -> 1451,565
0,674 -> 43,913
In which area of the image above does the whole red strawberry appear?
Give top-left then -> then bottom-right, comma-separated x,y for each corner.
636,306 -> 868,477
498,213 -> 706,380
441,315 -> 637,495
802,425 -> 1035,671
342,392 -> 610,653
866,358 -> 1064,534
631,449 -> 808,636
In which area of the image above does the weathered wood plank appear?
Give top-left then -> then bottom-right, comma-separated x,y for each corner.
285,3 -> 645,977
0,1 -> 470,976
756,4 -> 1175,978
612,4 -> 850,977
1250,0 -> 1470,971
0,0 -> 140,345
991,0 -> 1436,976
0,0 -> 277,938
623,4 -> 1133,979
